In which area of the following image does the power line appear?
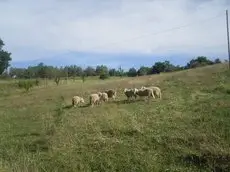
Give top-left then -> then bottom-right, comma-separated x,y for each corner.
61,9 -> 198,54
85,11 -> 224,51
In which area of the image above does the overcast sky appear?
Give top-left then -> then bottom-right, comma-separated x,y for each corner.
0,0 -> 229,68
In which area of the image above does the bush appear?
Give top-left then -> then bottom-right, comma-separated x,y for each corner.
99,73 -> 109,80
18,80 -> 34,92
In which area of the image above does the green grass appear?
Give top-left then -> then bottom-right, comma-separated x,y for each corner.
0,63 -> 230,171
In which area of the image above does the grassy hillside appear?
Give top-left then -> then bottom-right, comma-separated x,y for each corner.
0,63 -> 230,172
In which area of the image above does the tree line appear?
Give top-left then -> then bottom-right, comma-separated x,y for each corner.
7,56 -> 222,80
0,38 -> 223,80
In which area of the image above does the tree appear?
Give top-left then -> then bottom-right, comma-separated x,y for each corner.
9,67 -> 26,78
64,65 -> 83,77
151,60 -> 178,74
6,56 -> 219,79
152,62 -> 166,74
96,65 -> 109,76
0,39 -> 4,49
118,66 -> 125,77
186,56 -> 214,69
109,68 -> 117,76
127,67 -> 137,77
65,65 -> 75,77
0,38 -> 12,75
163,60 -> 177,72
84,66 -> 96,76
37,63 -> 51,78
214,58 -> 221,64
95,65 -> 109,79
99,73 -> 109,80
76,66 -> 83,76
137,66 -> 151,76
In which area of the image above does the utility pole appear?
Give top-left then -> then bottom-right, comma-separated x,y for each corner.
226,9 -> 230,69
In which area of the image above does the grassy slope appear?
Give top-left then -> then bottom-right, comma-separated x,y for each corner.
0,63 -> 230,172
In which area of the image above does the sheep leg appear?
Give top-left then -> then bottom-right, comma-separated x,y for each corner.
159,92 -> 162,99
151,91 -> 155,99
148,97 -> 151,104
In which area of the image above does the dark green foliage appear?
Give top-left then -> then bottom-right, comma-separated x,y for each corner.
96,65 -> 109,76
84,66 -> 96,76
0,38 -> 3,50
65,65 -> 83,77
99,73 -> 109,80
117,66 -> 125,77
127,67 -> 137,77
137,66 -> 151,76
94,65 -> 110,80
152,61 -> 167,74
151,60 -> 181,74
186,56 -> 214,69
7,55 -> 222,79
0,37 -> 224,79
109,68 -> 117,76
17,80 -> 34,92
0,38 -> 12,75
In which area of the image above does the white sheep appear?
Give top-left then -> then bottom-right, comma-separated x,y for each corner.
135,87 -> 155,100
124,88 -> 138,100
100,92 -> 109,102
89,93 -> 101,107
97,92 -> 103,97
141,86 -> 162,99
72,96 -> 85,107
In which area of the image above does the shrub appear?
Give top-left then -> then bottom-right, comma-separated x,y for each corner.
99,73 -> 109,80
18,80 -> 34,92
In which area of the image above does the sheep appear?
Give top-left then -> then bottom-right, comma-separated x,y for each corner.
141,86 -> 162,99
135,87 -> 155,100
89,93 -> 101,107
97,92 -> 103,97
99,92 -> 109,102
72,96 -> 85,107
105,89 -> 117,100
124,88 -> 138,100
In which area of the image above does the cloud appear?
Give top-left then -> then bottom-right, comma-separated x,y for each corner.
0,0 -> 229,63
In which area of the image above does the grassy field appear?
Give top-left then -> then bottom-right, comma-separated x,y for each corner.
0,63 -> 230,172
